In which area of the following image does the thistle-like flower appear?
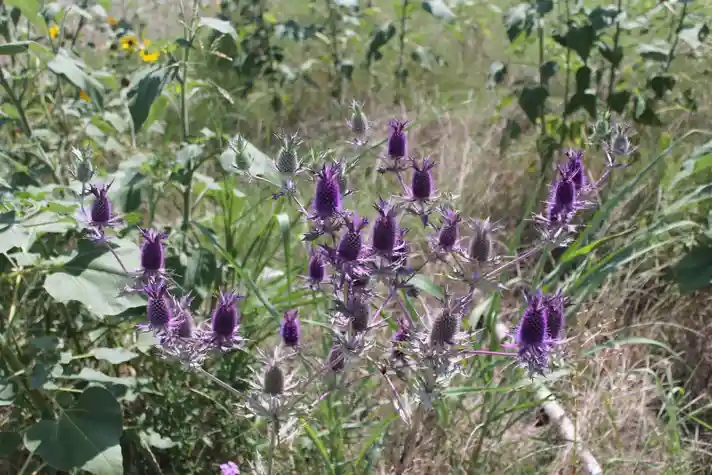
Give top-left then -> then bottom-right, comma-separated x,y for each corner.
138,227 -> 168,275
429,309 -> 459,347
327,344 -> 345,372
603,121 -> 637,167
387,119 -> 408,160
78,181 -> 121,241
564,149 -> 587,192
391,318 -> 412,361
371,199 -> 399,256
263,363 -> 285,396
409,156 -> 436,202
275,131 -> 302,176
69,146 -> 95,185
140,279 -> 173,333
311,163 -> 343,220
467,218 -> 496,264
346,292 -> 371,333
347,100 -> 369,143
538,165 -> 588,236
516,291 -> 550,377
543,291 -> 566,342
431,208 -> 461,254
199,290 -> 243,352
280,309 -> 301,347
305,248 -> 326,289
336,213 -> 369,262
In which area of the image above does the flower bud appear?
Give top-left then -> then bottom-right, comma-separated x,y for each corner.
72,147 -> 95,183
468,219 -> 494,263
337,214 -> 367,262
347,293 -> 370,333
263,364 -> 285,396
143,280 -> 172,328
275,132 -> 301,175
429,310 -> 458,346
387,119 -> 408,159
211,290 -> 241,338
313,163 -> 342,219
327,345 -> 345,372
280,309 -> 301,347
371,199 -> 398,255
348,100 -> 369,137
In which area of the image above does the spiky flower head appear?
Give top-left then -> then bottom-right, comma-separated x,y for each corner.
392,318 -> 412,360
410,156 -> 436,201
142,279 -> 173,329
337,214 -> 368,262
220,461 -> 240,475
173,294 -> 195,339
516,291 -> 550,376
307,248 -> 326,286
604,121 -> 637,162
138,227 -> 168,272
387,119 -> 408,159
327,344 -> 345,372
543,291 -> 565,341
280,309 -> 301,347
313,163 -> 343,219
468,218 -> 495,264
70,146 -> 95,183
437,209 -> 461,251
371,199 -> 399,255
211,290 -> 242,338
275,131 -> 302,175
429,309 -> 459,347
348,100 -> 369,137
263,363 -> 285,396
87,182 -> 116,226
545,165 -> 580,227
346,292 -> 370,333
564,149 -> 587,192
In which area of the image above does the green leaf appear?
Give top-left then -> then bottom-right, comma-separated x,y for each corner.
366,22 -> 397,66
518,86 -> 548,124
0,431 -> 21,457
43,240 -> 145,317
140,429 -> 176,449
669,243 -> 712,294
422,1 -> 455,21
23,386 -> 123,474
679,22 -> 709,50
487,61 -> 508,88
408,274 -> 443,299
0,41 -> 32,55
503,4 -> 534,42
199,17 -> 237,40
0,377 -> 15,406
4,0 -> 42,28
552,24 -> 596,62
126,65 -> 175,133
638,42 -> 669,62
48,52 -> 104,108
91,347 -> 139,364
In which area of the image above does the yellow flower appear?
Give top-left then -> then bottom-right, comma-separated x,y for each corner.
79,90 -> 92,102
142,39 -> 152,48
139,49 -> 161,63
49,24 -> 59,40
120,35 -> 138,51
108,16 -> 118,26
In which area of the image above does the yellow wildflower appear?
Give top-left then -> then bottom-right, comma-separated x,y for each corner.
139,49 -> 161,63
49,24 -> 59,40
108,16 -> 119,26
120,35 -> 138,52
79,90 -> 92,102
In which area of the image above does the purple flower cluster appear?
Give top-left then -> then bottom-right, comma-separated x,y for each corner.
514,290 -> 566,376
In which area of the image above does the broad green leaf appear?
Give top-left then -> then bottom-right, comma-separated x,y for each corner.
669,242 -> 712,294
91,347 -> 139,364
0,378 -> 15,406
422,1 -> 455,21
503,3 -> 534,42
366,22 -> 397,66
409,274 -> 443,299
48,52 -> 104,108
43,240 -> 145,317
0,225 -> 32,253
0,41 -> 32,55
4,0 -> 42,28
140,429 -> 176,449
0,431 -> 21,457
23,386 -> 123,475
199,17 -> 237,40
127,65 -> 175,132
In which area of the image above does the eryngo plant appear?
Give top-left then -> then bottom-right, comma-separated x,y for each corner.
67,101 -> 622,474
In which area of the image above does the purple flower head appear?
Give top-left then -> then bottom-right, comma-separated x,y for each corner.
211,290 -> 242,337
346,292 -> 370,333
280,309 -> 301,347
516,291 -> 550,377
220,461 -> 240,475
174,294 -> 195,339
327,344 -> 345,372
307,248 -> 326,286
371,199 -> 399,255
429,309 -> 459,346
468,218 -> 495,264
436,209 -> 461,251
410,156 -> 436,201
337,214 -> 368,262
564,149 -> 587,192
312,163 -> 343,219
546,165 -> 579,227
543,291 -> 566,342
138,227 -> 168,272
88,182 -> 114,225
387,119 -> 409,159
142,279 -> 173,330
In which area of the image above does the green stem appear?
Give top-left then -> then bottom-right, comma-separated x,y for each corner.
536,17 -> 546,137
664,0 -> 688,73
0,68 -> 32,137
267,416 -> 278,475
605,0 -> 623,104
396,0 -> 410,94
